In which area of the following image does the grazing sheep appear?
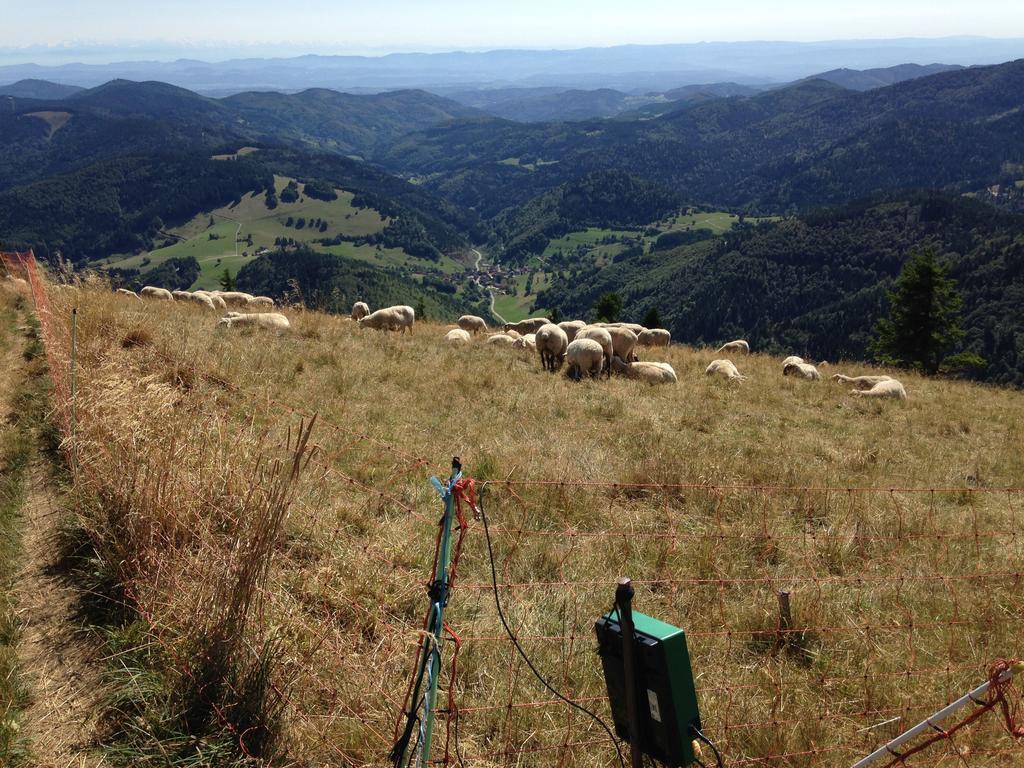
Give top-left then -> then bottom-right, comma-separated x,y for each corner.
351,301 -> 370,320
458,315 -> 488,335
503,317 -> 550,335
717,339 -> 750,354
637,328 -> 671,347
605,326 -> 639,362
445,328 -> 472,345
140,286 -> 173,301
781,356 -> 805,368
565,338 -> 605,381
601,322 -> 646,336
504,329 -> 522,340
610,356 -> 677,384
172,290 -> 216,310
115,288 -> 140,299
194,291 -> 227,310
705,359 -> 746,381
359,305 -> 415,334
218,312 -> 291,331
249,296 -> 275,308
576,326 -> 614,376
783,362 -> 821,380
535,323 -> 569,372
487,333 -> 515,346
557,320 -> 587,343
217,291 -> 256,307
832,373 -> 894,390
513,333 -> 537,350
850,379 -> 907,400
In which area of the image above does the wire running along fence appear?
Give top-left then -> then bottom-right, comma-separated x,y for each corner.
9,250 -> 1024,767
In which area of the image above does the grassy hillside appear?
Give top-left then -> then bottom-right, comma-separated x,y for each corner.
35,281 -> 1024,767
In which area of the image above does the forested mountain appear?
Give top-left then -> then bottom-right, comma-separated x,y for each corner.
807,63 -> 963,90
0,78 -> 84,99
537,193 -> 1024,386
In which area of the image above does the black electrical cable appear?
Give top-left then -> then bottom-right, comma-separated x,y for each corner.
478,486 -> 627,768
692,726 -> 725,768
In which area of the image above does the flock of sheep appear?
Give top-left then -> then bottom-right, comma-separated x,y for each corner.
117,287 -> 907,399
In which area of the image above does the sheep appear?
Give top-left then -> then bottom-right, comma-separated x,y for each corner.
194,291 -> 227,310
513,333 -> 537,350
783,362 -> 821,380
832,374 -> 894,390
610,355 -> 677,384
604,326 -> 639,362
503,317 -> 550,336
637,328 -> 671,347
557,320 -> 587,343
535,323 -> 569,372
850,379 -> 907,400
248,296 -> 275,308
705,359 -> 746,381
216,291 -> 256,307
218,312 -> 291,331
445,328 -> 472,345
358,305 -> 415,334
140,286 -> 173,301
600,322 -> 646,336
781,356 -> 805,368
487,333 -> 516,346
351,301 -> 370,321
575,327 -> 614,376
565,338 -> 605,381
717,339 -> 750,354
504,329 -> 522,340
172,290 -> 217,310
458,315 -> 488,335
115,288 -> 140,299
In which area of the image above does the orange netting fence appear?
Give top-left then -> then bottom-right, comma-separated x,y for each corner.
14,251 -> 1024,768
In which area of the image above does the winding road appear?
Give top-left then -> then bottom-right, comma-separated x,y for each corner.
471,248 -> 506,324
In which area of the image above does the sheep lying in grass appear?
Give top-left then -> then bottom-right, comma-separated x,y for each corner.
513,333 -> 537,350
458,315 -> 488,335
832,373 -> 894,390
503,317 -> 550,335
637,328 -> 671,348
610,356 -> 677,384
445,328 -> 472,345
218,312 -> 291,331
705,359 -> 746,381
782,356 -> 804,367
850,379 -> 907,400
576,326 -> 614,376
487,333 -> 515,346
140,286 -> 173,301
783,362 -> 821,380
351,301 -> 370,320
557,320 -> 587,343
504,329 -> 522,340
115,288 -> 140,299
565,338 -> 605,380
535,323 -> 569,372
359,305 -> 415,334
249,296 -> 275,308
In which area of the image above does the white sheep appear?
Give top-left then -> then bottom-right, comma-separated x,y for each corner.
850,379 -> 907,400
513,333 -> 537,350
194,291 -> 227,310
565,338 -> 605,380
637,328 -> 671,347
445,328 -> 472,345
604,326 -> 639,362
140,286 -> 173,301
248,296 -> 275,308
610,356 -> 677,384
115,288 -> 140,299
351,301 -> 370,320
216,291 -> 256,307
832,373 -> 894,390
503,317 -> 550,335
172,290 -> 216,310
557,320 -> 587,343
218,312 -> 290,331
781,356 -> 805,368
458,315 -> 488,335
487,333 -> 515,346
504,329 -> 522,340
535,323 -> 569,372
600,322 -> 646,335
576,326 -> 614,376
358,305 -> 415,334
717,339 -> 750,354
783,362 -> 821,380
705,359 -> 746,381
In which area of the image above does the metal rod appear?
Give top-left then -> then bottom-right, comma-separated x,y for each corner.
616,577 -> 644,768
70,306 -> 78,471
850,662 -> 1022,768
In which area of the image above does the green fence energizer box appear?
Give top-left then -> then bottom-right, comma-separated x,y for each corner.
595,610 -> 702,767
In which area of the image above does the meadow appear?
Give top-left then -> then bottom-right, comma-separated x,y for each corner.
31,281 -> 1024,767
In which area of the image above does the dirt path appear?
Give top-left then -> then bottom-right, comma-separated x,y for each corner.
2,291 -> 107,767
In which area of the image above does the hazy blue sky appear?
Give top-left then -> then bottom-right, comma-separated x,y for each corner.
5,0 -> 1024,59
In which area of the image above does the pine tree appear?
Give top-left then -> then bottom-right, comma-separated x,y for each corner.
218,268 -> 236,291
643,307 -> 663,329
871,249 -> 965,374
594,292 -> 623,323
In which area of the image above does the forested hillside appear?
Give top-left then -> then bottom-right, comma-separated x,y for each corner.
538,194 -> 1024,385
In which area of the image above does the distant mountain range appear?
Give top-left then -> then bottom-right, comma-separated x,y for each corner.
1,37 -> 1023,94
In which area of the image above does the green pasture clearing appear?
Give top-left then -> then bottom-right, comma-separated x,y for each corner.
541,228 -> 640,260
211,146 -> 261,161
496,157 -> 561,172
492,271 -> 551,322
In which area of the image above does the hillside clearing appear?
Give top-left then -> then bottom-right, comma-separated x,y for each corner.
27,281 -> 1024,767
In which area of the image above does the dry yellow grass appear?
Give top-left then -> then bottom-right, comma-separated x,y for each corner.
36,282 -> 1024,767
